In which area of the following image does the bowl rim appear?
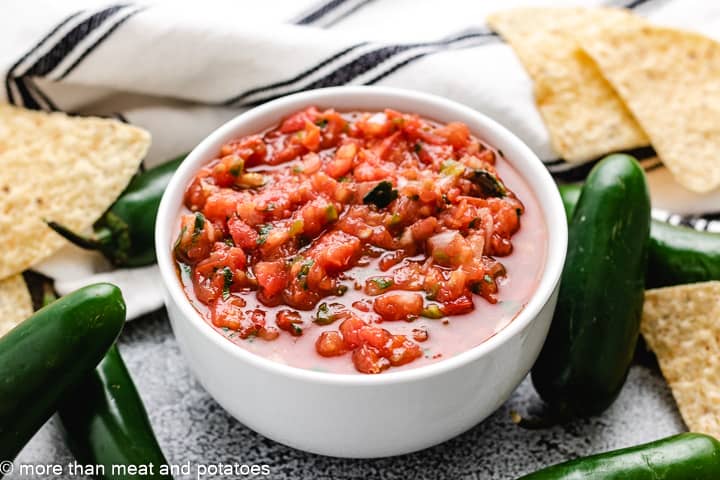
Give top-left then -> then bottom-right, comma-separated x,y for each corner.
155,85 -> 567,386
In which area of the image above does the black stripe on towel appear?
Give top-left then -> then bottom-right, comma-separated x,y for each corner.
233,29 -> 499,107
4,10 -> 84,105
22,4 -> 130,78
5,4 -> 130,109
56,6 -> 145,80
223,42 -> 369,106
295,0 -> 352,25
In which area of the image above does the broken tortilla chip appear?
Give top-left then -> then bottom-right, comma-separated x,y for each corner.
0,275 -> 33,338
641,282 -> 720,438
581,24 -> 720,193
487,7 -> 649,163
0,104 -> 150,278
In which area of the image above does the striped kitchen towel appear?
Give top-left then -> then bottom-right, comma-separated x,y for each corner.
4,0 -> 720,318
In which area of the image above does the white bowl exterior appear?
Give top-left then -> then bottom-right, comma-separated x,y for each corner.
156,87 -> 567,458
166,285 -> 557,457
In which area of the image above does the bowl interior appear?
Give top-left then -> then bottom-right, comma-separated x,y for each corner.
155,86 -> 567,385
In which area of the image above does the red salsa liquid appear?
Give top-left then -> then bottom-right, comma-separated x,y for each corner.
175,107 -> 547,374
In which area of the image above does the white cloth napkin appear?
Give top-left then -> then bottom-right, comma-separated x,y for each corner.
4,0 -> 720,319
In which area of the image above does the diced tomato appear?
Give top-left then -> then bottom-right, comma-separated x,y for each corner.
316,331 -> 347,357
442,294 -> 475,315
254,261 -> 288,298
280,107 -> 320,133
352,345 -> 390,374
338,316 -> 365,349
313,231 -> 362,273
227,216 -> 258,249
325,142 -> 356,178
174,213 -> 220,264
276,309 -> 303,336
385,335 -> 422,366
203,190 -> 243,223
219,135 -> 267,167
300,121 -> 321,152
211,299 -> 267,339
373,292 -> 423,321
435,122 -> 470,150
356,112 -> 394,138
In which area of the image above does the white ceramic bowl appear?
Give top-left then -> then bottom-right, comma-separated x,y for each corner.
155,86 -> 567,458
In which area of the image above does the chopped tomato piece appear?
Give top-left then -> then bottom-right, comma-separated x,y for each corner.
316,331 -> 347,357
254,261 -> 288,298
373,292 -> 424,321
227,216 -> 258,249
352,345 -> 390,374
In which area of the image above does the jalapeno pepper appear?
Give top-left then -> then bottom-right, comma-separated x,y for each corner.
48,155 -> 184,267
532,155 -> 651,418
559,183 -> 720,288
58,345 -> 172,479
0,283 -> 125,462
518,433 -> 720,479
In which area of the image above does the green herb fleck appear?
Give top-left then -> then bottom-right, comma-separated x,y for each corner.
315,118 -> 328,128
292,165 -> 304,174
228,158 -> 244,177
484,274 -> 493,284
421,304 -> 443,319
173,225 -> 187,250
389,212 -> 402,226
298,259 -> 314,277
363,181 -> 398,209
336,285 -> 348,296
325,204 -> 338,222
371,278 -> 393,290
466,169 -> 507,198
222,267 -> 233,300
314,302 -> 333,325
469,217 -> 482,229
192,212 -> 205,239
224,237 -> 235,247
257,224 -> 273,245
414,143 -> 422,153
297,258 -> 314,289
290,323 -> 303,335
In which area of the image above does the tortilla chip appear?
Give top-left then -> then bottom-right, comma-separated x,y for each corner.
0,104 -> 150,278
0,275 -> 33,338
581,25 -> 720,193
487,7 -> 649,163
641,282 -> 720,437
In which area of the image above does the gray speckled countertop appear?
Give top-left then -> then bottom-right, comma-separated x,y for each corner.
14,310 -> 684,479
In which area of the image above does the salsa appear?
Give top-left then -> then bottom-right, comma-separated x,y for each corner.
174,107 -> 546,374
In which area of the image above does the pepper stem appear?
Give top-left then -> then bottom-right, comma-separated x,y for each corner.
45,221 -> 105,250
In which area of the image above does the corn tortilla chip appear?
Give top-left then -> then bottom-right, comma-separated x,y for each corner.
0,104 -> 150,278
0,275 -> 33,338
641,282 -> 720,437
581,25 -> 720,193
487,7 -> 649,163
